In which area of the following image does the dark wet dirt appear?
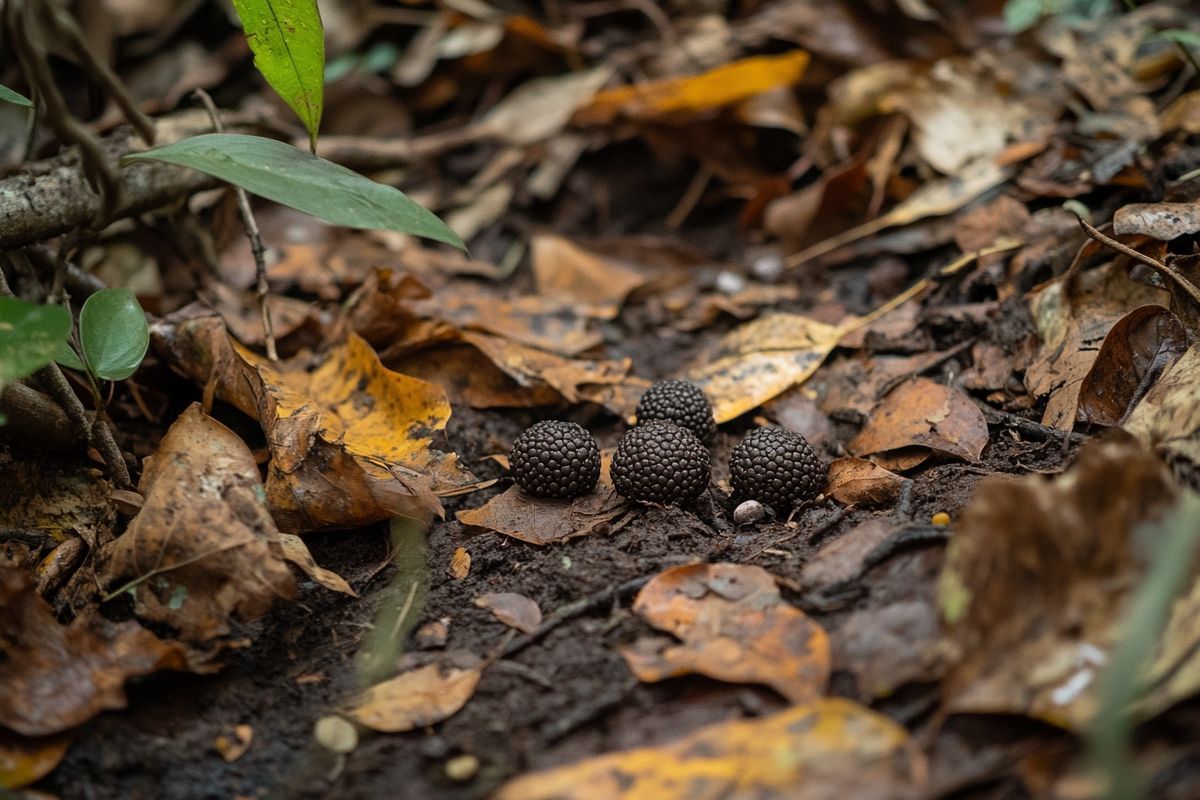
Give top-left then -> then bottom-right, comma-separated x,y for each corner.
41,395 -> 1079,800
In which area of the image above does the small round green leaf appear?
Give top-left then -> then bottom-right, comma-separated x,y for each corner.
54,340 -> 85,372
79,288 -> 149,381
0,297 -> 71,382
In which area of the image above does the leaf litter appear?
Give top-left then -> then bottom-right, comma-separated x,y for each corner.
7,1 -> 1200,799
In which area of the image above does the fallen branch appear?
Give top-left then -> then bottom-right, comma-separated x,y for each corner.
0,109 -> 260,249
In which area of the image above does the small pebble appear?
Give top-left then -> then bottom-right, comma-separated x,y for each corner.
313,716 -> 358,754
715,270 -> 746,295
750,253 -> 784,283
733,499 -> 766,525
931,512 -> 951,526
445,754 -> 480,782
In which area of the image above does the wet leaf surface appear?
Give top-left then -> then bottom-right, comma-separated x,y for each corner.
622,563 -> 830,703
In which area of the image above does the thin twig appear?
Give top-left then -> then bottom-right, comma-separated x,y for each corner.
501,575 -> 651,658
194,90 -> 277,361
1078,217 -> 1200,307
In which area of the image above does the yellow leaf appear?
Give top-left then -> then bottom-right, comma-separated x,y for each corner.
495,698 -> 926,800
349,663 -> 481,733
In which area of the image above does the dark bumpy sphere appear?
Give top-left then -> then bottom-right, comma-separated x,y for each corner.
612,421 -> 711,505
730,427 -> 825,510
635,380 -> 716,441
510,420 -> 601,499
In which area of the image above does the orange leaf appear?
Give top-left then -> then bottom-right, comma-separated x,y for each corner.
574,51 -> 810,126
622,563 -> 830,703
349,663 -> 481,733
849,377 -> 988,464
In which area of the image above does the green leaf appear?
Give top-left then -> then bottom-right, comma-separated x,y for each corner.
54,340 -> 85,372
78,288 -> 149,381
0,297 -> 71,382
1148,29 -> 1200,49
231,0 -> 325,150
123,133 -> 465,249
1003,0 -> 1048,32
0,83 -> 32,108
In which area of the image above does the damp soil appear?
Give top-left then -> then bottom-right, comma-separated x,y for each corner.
42,404 -> 1078,800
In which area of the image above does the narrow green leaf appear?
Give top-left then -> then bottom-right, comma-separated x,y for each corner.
0,83 -> 32,108
123,133 -> 465,249
231,0 -> 325,150
1148,29 -> 1200,49
54,340 -> 85,372
78,288 -> 149,381
0,297 -> 71,382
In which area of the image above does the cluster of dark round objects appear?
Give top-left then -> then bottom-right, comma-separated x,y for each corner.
611,421 -> 710,505
509,420 -> 601,499
509,380 -> 826,514
730,427 -> 825,511
634,379 -> 716,441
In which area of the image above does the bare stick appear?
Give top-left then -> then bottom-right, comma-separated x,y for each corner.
194,90 -> 278,361
1078,217 -> 1200,308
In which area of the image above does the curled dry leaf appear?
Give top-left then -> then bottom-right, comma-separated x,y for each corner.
531,234 -> 646,319
689,313 -> 847,423
573,51 -> 809,126
1125,344 -> 1200,469
849,378 -> 988,465
278,534 -> 356,597
475,592 -> 542,634
0,567 -> 188,737
98,404 -> 296,644
495,698 -> 926,800
1113,202 -> 1200,241
154,314 -> 473,530
621,563 -> 830,703
826,457 -> 906,506
1077,305 -> 1187,427
1026,261 -> 1168,430
457,482 -> 626,546
0,730 -> 71,790
938,433 -> 1195,729
349,661 -> 482,733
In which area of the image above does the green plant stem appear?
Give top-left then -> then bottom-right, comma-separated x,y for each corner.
1090,494 -> 1200,800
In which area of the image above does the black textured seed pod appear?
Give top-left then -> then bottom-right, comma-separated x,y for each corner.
510,420 -> 601,499
635,379 -> 716,441
612,421 -> 710,505
730,427 -> 825,510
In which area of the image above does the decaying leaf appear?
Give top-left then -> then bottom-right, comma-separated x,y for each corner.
1077,305 -> 1187,427
938,434 -> 1190,729
689,313 -> 847,423
573,51 -> 810,126
826,457 -> 906,506
494,698 -> 926,800
1125,344 -> 1200,469
349,661 -> 482,733
849,378 -> 989,465
0,567 -> 188,736
475,592 -> 542,634
154,314 -> 474,530
799,518 -> 898,591
1113,202 -> 1200,241
834,599 -> 944,698
531,234 -> 647,318
457,482 -> 626,546
98,404 -> 296,644
449,547 -> 471,580
621,563 -> 830,703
